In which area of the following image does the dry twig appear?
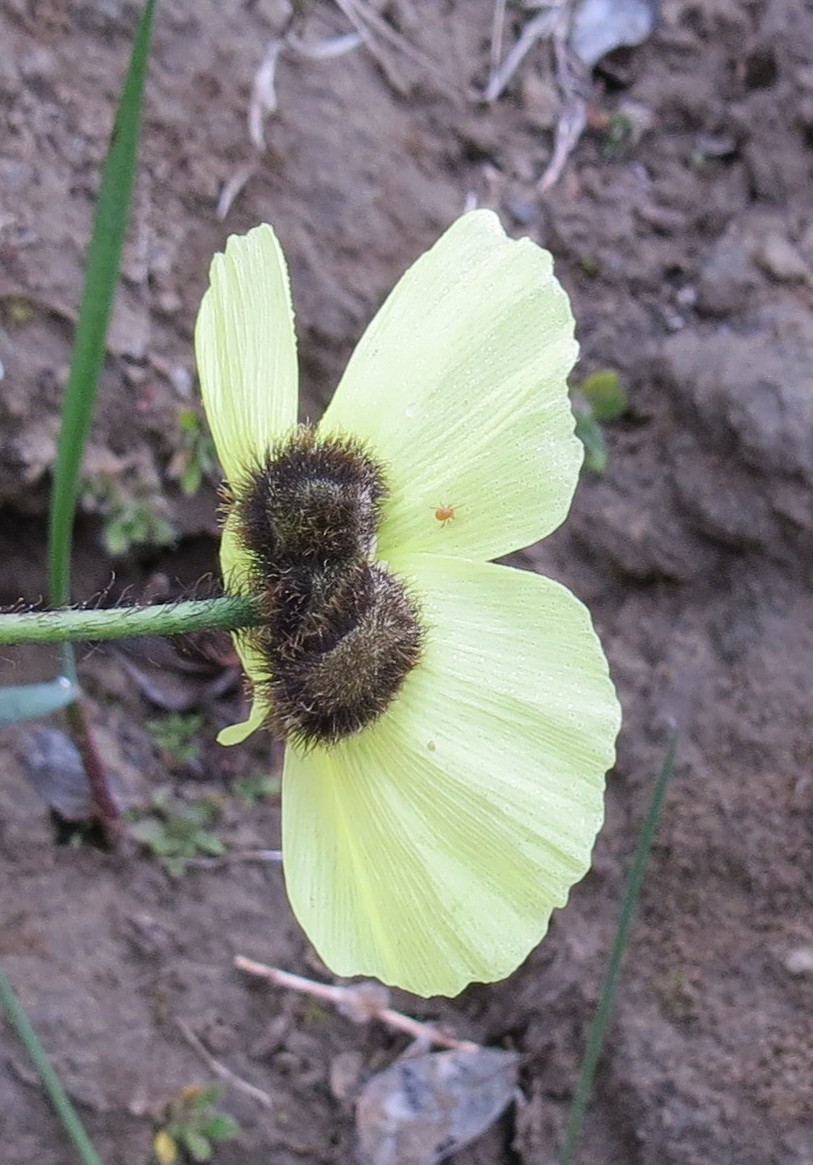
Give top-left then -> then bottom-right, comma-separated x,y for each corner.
333,0 -> 461,100
184,849 -> 282,869
233,958 -> 480,1052
176,1017 -> 274,1109
538,16 -> 590,190
483,3 -> 565,103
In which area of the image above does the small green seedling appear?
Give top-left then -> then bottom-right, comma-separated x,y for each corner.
81,473 -> 175,556
147,712 -> 205,766
128,786 -> 224,875
603,112 -> 634,159
231,771 -> 281,806
571,368 -> 627,473
169,408 -> 218,497
4,296 -> 35,325
153,1083 -> 240,1164
104,497 -> 175,556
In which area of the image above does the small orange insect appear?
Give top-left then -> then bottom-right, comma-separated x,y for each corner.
434,504 -> 456,527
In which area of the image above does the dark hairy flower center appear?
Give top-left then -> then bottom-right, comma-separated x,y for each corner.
229,426 -> 424,747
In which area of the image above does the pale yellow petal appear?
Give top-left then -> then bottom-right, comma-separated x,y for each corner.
217,698 -> 267,746
282,555 -> 619,997
216,513 -> 271,745
319,210 -> 581,562
195,224 -> 298,484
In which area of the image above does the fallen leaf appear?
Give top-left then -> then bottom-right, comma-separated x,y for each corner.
355,1047 -> 519,1165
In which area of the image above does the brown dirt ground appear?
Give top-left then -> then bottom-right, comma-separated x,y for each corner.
1,1 -> 812,1163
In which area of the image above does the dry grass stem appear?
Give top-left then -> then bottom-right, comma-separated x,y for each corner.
483,3 -> 564,102
233,958 -> 480,1051
538,21 -> 590,190
176,1017 -> 274,1109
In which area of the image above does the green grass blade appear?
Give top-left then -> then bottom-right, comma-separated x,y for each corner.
47,0 -> 157,611
559,736 -> 678,1165
0,961 -> 105,1165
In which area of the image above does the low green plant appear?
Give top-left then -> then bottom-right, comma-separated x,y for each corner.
81,474 -> 175,556
231,771 -> 281,806
147,712 -> 205,765
153,1084 -> 240,1164
571,368 -> 627,473
169,408 -> 218,497
604,111 -> 634,158
128,786 -> 224,875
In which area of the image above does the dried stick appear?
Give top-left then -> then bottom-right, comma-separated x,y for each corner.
233,958 -> 479,1052
176,1017 -> 273,1109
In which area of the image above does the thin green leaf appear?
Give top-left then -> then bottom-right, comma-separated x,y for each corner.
0,962 -> 104,1165
193,1084 -> 222,1107
193,833 -> 226,857
180,1130 -> 213,1162
559,737 -> 678,1165
0,677 -> 78,726
47,0 -> 157,609
574,410 -> 608,474
200,1113 -> 240,1141
164,857 -> 189,878
579,369 -> 627,422
180,458 -> 203,497
128,818 -> 168,848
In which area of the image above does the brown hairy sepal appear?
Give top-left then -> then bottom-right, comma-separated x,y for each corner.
228,426 -> 424,748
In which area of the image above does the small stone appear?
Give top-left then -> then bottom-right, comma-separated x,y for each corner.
617,99 -> 654,146
0,160 -> 34,193
169,364 -> 193,398
661,305 -> 686,332
784,947 -> 813,976
330,1051 -> 365,1103
637,204 -> 690,235
755,233 -> 809,283
18,47 -> 56,83
520,72 -> 559,130
696,228 -> 759,317
504,197 -> 536,226
157,288 -> 183,316
693,132 -> 737,159
795,64 -> 813,91
123,361 -> 148,387
797,95 -> 813,132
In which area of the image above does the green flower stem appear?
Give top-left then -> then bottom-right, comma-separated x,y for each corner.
0,596 -> 258,647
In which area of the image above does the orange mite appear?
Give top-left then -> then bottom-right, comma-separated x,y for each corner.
434,504 -> 456,527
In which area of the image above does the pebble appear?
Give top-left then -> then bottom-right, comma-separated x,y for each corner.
504,197 -> 536,226
784,947 -> 813,975
696,236 -> 759,317
755,232 -> 810,282
329,1050 -> 365,1103
18,47 -> 56,83
519,72 -> 559,130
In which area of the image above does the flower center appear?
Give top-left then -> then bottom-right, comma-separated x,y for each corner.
230,426 -> 424,747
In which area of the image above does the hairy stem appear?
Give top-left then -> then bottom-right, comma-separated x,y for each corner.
0,596 -> 258,646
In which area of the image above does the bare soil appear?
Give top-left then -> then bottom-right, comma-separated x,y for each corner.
1,1 -> 812,1163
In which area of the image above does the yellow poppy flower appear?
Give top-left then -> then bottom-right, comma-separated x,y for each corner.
195,210 -> 621,998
